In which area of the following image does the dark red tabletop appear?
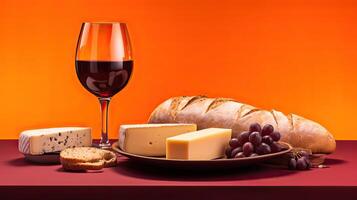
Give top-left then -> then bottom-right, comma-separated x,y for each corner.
1,140 -> 356,200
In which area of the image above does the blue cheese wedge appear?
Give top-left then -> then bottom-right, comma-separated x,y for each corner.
19,127 -> 92,155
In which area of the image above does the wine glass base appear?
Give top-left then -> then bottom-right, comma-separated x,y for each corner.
93,142 -> 111,149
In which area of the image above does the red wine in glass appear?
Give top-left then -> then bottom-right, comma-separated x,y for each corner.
76,60 -> 133,98
75,22 -> 133,148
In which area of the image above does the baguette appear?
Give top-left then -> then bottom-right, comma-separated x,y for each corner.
148,96 -> 336,154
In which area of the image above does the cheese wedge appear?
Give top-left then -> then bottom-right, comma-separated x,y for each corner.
166,128 -> 232,160
19,127 -> 92,155
119,123 -> 197,156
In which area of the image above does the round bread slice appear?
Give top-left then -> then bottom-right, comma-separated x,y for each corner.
60,147 -> 117,171
60,147 -> 104,164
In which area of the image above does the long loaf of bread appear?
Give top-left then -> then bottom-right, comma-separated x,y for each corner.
148,96 -> 336,154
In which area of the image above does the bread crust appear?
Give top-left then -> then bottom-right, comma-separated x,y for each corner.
61,160 -> 105,171
102,150 -> 117,167
148,96 -> 336,154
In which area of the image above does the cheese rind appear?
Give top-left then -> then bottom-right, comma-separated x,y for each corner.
119,123 -> 197,156
19,127 -> 92,155
166,128 -> 232,160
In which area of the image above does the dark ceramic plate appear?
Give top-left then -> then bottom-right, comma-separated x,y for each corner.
112,142 -> 292,169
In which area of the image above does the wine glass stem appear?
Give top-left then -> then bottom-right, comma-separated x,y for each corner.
99,97 -> 111,148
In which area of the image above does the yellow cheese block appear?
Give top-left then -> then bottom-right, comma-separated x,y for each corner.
119,123 -> 197,156
166,128 -> 232,160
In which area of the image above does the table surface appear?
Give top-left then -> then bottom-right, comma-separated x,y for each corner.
0,140 -> 355,187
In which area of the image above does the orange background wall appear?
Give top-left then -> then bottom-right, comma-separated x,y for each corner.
1,0 -> 356,139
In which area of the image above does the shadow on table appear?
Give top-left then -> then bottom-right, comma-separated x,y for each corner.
7,157 -> 59,166
7,157 -> 104,173
56,167 -> 104,173
324,158 -> 347,166
112,156 -> 348,181
111,159 -> 296,181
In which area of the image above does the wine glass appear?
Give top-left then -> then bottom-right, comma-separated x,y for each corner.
75,22 -> 133,148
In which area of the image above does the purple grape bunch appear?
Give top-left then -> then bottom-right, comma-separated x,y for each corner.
225,123 -> 282,159
288,150 -> 312,170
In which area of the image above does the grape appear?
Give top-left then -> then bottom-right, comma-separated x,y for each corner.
262,135 -> 273,145
249,131 -> 262,146
270,141 -> 282,153
305,158 -> 312,169
250,153 -> 258,157
237,131 -> 250,145
270,131 -> 281,141
296,157 -> 308,170
261,124 -> 274,136
256,143 -> 271,155
288,158 -> 297,170
231,147 -> 242,158
235,152 -> 245,158
225,147 -> 232,158
249,123 -> 261,133
242,142 -> 254,156
229,138 -> 240,148
287,151 -> 312,170
299,150 -> 310,158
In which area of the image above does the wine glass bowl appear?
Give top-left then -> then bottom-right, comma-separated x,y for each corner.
75,22 -> 133,148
